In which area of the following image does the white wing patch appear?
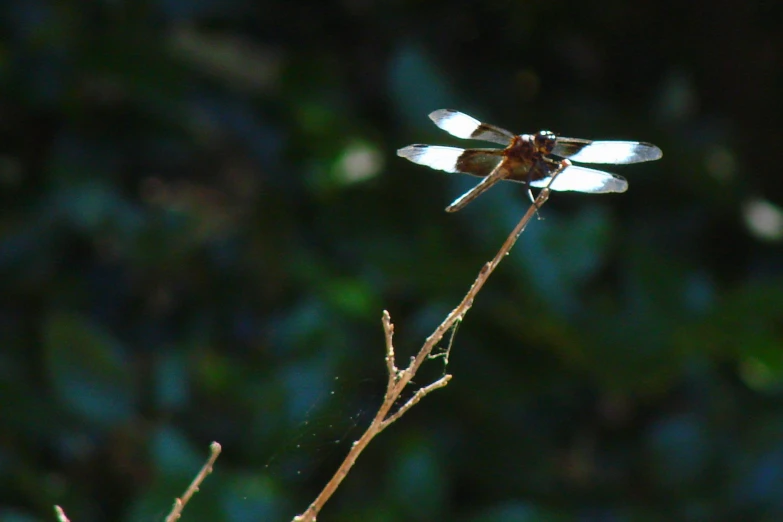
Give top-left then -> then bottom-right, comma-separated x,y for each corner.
562,141 -> 662,164
428,110 -> 482,139
396,145 -> 462,173
530,165 -> 628,193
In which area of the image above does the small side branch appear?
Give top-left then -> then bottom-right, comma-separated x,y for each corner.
380,374 -> 452,431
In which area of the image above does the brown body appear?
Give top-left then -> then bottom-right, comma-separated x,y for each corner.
455,132 -> 559,184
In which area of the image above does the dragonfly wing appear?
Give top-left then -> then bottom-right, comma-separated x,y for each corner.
397,145 -> 503,177
552,139 -> 662,164
530,165 -> 628,193
429,109 -> 514,146
397,145 -> 464,173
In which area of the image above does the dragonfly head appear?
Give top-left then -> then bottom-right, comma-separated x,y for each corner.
533,130 -> 557,154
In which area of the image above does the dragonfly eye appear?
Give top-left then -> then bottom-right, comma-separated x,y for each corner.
534,130 -> 556,152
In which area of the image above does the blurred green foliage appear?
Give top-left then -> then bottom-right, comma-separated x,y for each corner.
1,0 -> 783,521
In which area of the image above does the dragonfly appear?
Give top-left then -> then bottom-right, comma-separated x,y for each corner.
397,109 -> 663,212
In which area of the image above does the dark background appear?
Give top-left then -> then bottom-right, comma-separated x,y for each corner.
2,0 -> 783,521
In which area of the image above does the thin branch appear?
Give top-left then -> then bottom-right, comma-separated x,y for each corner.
380,374 -> 452,430
52,443 -> 222,522
382,310 -> 398,392
54,506 -> 71,522
292,163 -> 566,522
165,441 -> 222,522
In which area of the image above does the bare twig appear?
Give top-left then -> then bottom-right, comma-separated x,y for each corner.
428,317 -> 461,365
383,310 -> 398,392
165,441 -> 222,522
292,163 -> 566,522
380,374 -> 452,430
54,506 -> 71,522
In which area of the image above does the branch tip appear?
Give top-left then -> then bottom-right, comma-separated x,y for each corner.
54,506 -> 71,522
164,442 -> 222,522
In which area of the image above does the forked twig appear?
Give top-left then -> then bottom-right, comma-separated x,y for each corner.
165,441 -> 222,522
380,375 -> 451,429
292,162 -> 567,522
